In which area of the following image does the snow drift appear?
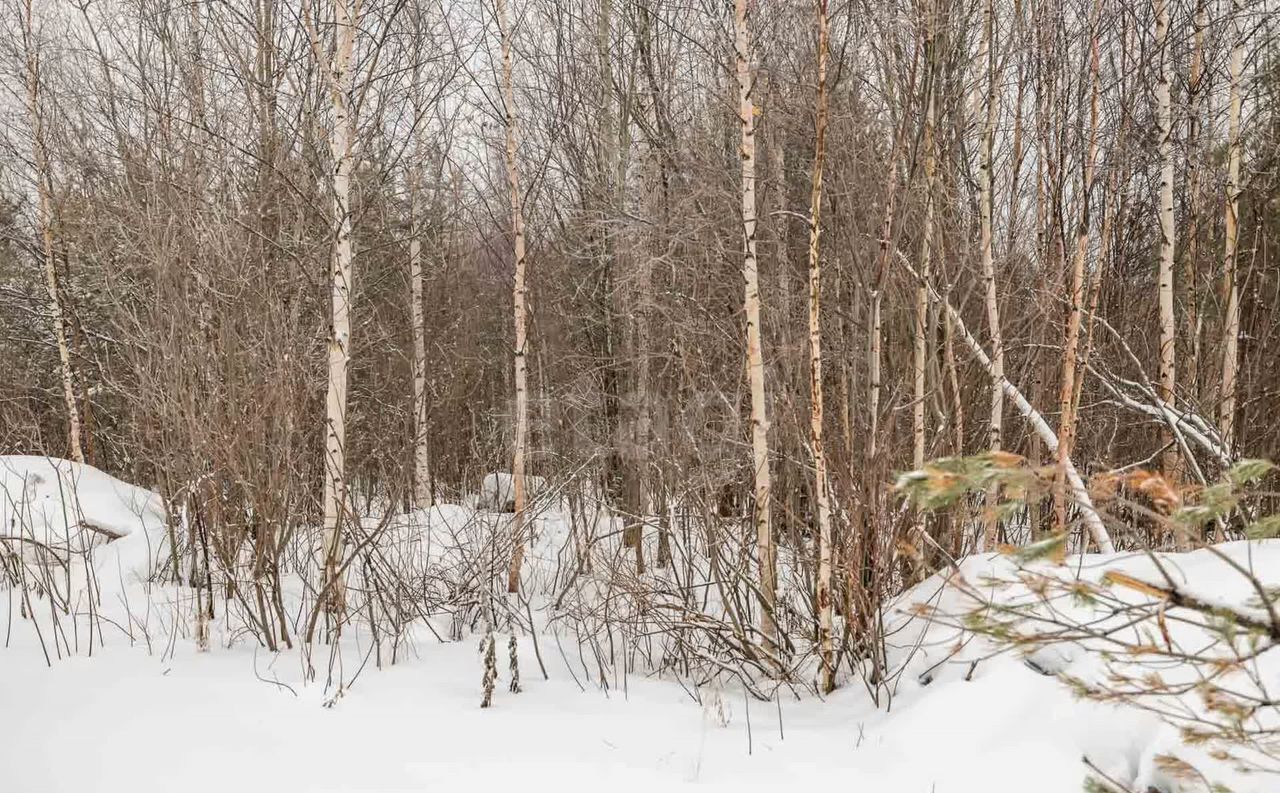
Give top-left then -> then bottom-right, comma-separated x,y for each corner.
0,455 -> 167,588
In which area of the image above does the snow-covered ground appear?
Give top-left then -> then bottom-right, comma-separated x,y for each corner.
2,615 -> 1142,793
3,456 -> 1277,793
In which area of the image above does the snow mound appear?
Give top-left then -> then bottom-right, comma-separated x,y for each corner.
884,543 -> 1280,792
0,455 -> 167,585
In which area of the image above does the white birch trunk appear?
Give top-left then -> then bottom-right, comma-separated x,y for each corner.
1183,0 -> 1208,394
734,0 -> 776,655
807,0 -> 834,694
410,162 -> 432,508
22,0 -> 84,465
978,0 -> 1003,551
1154,0 -> 1178,474
409,61 -> 432,508
498,0 -> 532,594
317,0 -> 358,606
943,280 -> 965,455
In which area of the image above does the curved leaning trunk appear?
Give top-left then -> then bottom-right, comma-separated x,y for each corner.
895,251 -> 1116,554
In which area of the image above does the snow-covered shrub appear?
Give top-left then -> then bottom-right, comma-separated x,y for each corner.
901,454 -> 1280,791
477,471 -> 548,512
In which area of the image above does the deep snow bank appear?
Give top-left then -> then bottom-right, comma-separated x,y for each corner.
0,455 -> 167,589
880,542 -> 1280,792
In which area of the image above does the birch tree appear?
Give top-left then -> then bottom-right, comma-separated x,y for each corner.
913,0 -> 937,521
409,21 -> 433,509
409,156 -> 433,508
867,23 -> 917,480
307,0 -> 359,613
499,0 -> 532,595
978,0 -> 1003,551
1183,0 -> 1208,394
1056,0 -> 1102,534
1153,0 -> 1177,475
21,0 -> 84,465
806,0 -> 834,693
734,0 -> 776,656
1220,0 -> 1244,453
